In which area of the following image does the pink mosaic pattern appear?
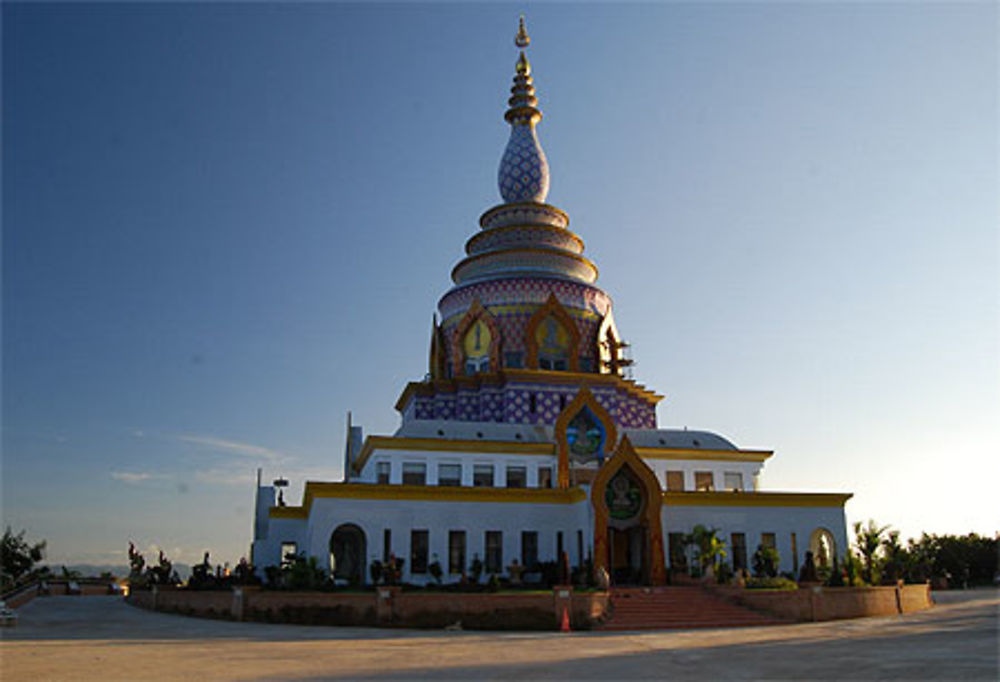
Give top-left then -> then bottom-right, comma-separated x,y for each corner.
439,277 -> 611,321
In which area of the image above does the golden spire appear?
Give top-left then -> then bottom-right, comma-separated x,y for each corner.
515,15 -> 530,48
504,16 -> 541,125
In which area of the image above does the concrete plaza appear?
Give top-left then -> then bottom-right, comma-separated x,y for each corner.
1,589 -> 997,680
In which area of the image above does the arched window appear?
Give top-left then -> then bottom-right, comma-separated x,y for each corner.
463,319 -> 492,375
566,406 -> 606,465
535,316 -> 570,371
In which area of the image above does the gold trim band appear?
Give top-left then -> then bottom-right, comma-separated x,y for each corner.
663,491 -> 852,508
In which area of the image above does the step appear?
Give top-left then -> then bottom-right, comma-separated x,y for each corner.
598,586 -> 784,631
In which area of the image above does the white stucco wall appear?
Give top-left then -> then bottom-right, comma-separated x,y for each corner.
641,459 -> 762,492
355,447 -> 558,488
662,504 -> 849,575
256,496 -> 591,584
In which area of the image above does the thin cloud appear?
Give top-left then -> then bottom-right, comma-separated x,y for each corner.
194,468 -> 258,487
177,434 -> 288,464
111,471 -> 159,483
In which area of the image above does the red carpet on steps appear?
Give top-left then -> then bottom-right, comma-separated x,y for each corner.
597,586 -> 786,631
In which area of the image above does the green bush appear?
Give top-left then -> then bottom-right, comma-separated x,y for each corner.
751,544 -> 780,578
746,576 -> 798,590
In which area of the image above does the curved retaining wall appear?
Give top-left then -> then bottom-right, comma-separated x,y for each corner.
128,586 -> 609,631
715,583 -> 933,622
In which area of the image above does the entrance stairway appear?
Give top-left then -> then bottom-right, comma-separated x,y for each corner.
598,586 -> 785,631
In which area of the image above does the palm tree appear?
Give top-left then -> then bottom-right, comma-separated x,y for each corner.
853,520 -> 890,585
686,525 -> 727,577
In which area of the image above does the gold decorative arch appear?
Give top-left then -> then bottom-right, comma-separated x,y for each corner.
591,436 -> 667,585
428,317 -> 448,380
524,293 -> 581,371
451,299 -> 503,377
553,386 -> 617,489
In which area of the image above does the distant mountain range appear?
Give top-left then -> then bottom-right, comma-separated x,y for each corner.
43,563 -> 193,580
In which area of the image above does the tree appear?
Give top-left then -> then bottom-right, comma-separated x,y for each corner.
880,531 -> 907,584
752,544 -> 780,578
687,525 -> 727,576
853,520 -> 889,585
1,527 -> 47,588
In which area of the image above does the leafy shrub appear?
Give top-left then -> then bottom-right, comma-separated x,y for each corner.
752,545 -> 780,578
746,576 -> 798,590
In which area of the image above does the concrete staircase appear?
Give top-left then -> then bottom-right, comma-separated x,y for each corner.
598,586 -> 785,631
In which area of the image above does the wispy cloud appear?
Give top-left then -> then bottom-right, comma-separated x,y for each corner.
193,468 -> 258,487
177,434 -> 288,464
111,471 -> 160,483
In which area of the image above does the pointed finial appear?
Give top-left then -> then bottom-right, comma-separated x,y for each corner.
515,16 -> 530,48
498,17 -> 550,203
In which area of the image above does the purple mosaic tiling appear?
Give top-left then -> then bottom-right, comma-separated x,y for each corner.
406,378 -> 657,430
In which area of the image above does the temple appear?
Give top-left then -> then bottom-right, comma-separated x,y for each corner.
251,18 -> 851,586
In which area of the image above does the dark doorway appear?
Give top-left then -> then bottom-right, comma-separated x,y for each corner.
330,524 -> 366,585
608,525 -> 647,585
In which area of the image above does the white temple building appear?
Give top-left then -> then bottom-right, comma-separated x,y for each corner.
251,19 -> 850,587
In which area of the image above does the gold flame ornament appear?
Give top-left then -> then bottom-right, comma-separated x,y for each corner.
515,16 -> 530,48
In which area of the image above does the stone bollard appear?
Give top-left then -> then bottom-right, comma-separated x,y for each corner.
376,586 -> 400,625
231,588 -> 244,621
553,585 -> 573,631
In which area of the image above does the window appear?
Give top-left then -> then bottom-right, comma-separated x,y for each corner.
463,320 -> 492,375
506,466 -> 526,488
504,352 -> 523,369
577,530 -> 584,565
521,531 -> 538,569
529,394 -> 537,413
579,357 -> 593,372
280,542 -> 297,568
538,466 -> 553,488
666,471 -> 685,492
761,532 -> 776,549
402,462 -> 426,486
448,531 -> 466,574
724,472 -> 743,492
438,463 -> 461,486
557,531 -> 564,560
791,533 -> 799,573
731,533 -> 747,572
376,461 -> 391,484
383,529 -> 392,562
539,357 -> 568,371
485,531 -> 503,573
465,357 -> 489,375
668,533 -> 687,571
410,530 -> 429,574
473,464 -> 494,487
694,471 -> 715,491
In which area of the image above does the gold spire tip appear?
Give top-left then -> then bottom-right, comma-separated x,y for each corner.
515,16 -> 530,48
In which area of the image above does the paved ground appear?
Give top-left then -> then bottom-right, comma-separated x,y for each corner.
1,589 -> 997,680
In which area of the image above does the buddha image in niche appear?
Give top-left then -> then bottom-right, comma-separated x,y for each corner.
567,408 -> 605,464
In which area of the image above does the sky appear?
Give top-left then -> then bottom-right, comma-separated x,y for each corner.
3,2 -> 997,569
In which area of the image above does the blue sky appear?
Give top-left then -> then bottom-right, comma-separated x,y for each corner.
4,3 -> 997,568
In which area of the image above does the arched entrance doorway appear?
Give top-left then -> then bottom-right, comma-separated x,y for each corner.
606,467 -> 647,584
592,437 -> 667,586
809,527 -> 836,573
329,524 -> 366,585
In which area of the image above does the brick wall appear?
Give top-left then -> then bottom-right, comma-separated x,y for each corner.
716,583 -> 932,622
127,587 -> 611,630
